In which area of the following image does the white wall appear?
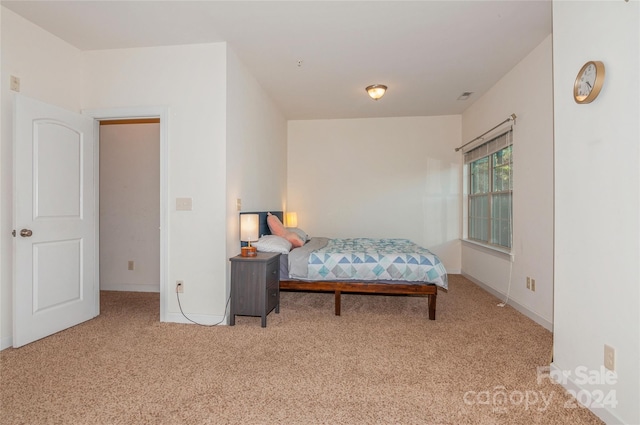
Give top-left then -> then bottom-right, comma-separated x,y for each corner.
99,123 -> 160,292
225,48 -> 288,267
0,7 -> 85,349
82,43 -> 229,323
287,116 -> 461,273
460,35 -> 554,329
552,2 -> 639,424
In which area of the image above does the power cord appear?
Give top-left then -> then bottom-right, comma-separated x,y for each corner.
498,182 -> 515,308
176,288 -> 231,326
497,255 -> 514,308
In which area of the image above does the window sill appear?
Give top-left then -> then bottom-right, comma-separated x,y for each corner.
461,239 -> 513,261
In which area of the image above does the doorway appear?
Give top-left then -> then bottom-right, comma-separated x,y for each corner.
99,119 -> 160,294
85,107 -> 169,321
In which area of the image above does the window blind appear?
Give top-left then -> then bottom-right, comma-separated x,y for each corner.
464,129 -> 513,164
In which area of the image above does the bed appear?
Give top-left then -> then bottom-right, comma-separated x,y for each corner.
241,211 -> 447,320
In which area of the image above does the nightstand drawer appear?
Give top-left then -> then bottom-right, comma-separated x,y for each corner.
266,259 -> 279,286
266,281 -> 279,313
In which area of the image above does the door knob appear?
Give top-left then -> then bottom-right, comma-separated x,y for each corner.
20,229 -> 33,237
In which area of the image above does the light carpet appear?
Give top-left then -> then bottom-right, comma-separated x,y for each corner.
0,275 -> 603,424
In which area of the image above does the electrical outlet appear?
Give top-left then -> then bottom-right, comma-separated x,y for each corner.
604,344 -> 615,371
176,280 -> 184,293
531,279 -> 536,292
128,260 -> 134,271
526,277 -> 531,290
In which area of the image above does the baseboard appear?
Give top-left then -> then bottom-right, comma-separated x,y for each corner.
100,283 -> 160,293
550,363 -> 625,425
164,311 -> 227,326
461,272 -> 553,331
1,336 -> 13,351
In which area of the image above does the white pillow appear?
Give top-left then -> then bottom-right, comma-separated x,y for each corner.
286,227 -> 309,242
252,235 -> 292,254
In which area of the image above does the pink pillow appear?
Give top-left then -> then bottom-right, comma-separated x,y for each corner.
267,213 -> 304,248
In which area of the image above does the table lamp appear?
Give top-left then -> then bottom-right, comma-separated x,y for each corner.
285,212 -> 298,228
240,214 -> 259,257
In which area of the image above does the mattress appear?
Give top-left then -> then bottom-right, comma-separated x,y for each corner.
281,237 -> 448,289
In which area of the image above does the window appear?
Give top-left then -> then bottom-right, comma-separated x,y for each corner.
466,131 -> 512,249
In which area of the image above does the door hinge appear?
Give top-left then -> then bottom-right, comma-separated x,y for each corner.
12,229 -> 16,237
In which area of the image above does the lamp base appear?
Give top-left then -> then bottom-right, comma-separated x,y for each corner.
241,246 -> 257,257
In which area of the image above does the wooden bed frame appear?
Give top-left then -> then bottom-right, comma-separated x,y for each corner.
279,279 -> 437,320
240,211 -> 440,320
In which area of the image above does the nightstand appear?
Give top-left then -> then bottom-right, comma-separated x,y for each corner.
229,252 -> 280,327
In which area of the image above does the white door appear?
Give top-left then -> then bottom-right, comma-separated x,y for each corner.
13,95 -> 98,347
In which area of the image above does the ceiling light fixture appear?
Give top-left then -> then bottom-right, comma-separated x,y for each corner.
366,84 -> 387,100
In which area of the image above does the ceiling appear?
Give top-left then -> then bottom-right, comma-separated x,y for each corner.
1,1 -> 552,120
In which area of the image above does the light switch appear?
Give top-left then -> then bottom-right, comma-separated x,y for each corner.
10,75 -> 20,92
176,197 -> 193,211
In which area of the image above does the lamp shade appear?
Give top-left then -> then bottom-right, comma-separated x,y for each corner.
240,214 -> 259,242
285,212 -> 298,228
366,84 -> 387,100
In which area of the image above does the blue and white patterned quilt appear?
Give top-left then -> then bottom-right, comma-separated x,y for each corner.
291,238 -> 447,289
